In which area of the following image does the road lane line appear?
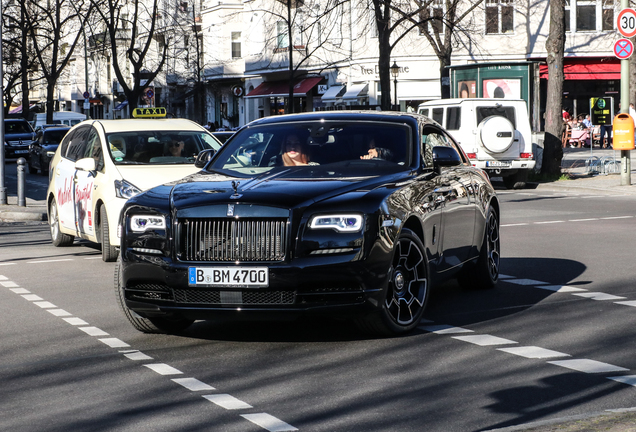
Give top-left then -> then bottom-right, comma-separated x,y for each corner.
172,378 -> 216,391
548,359 -> 629,373
420,324 -> 474,334
47,309 -> 72,317
0,275 -> 7,280
1,281 -> 19,287
99,338 -> 130,348
535,285 -> 587,292
33,301 -> 56,308
120,350 -> 154,361
572,292 -> 627,301
10,288 -> 30,294
506,278 -> 548,286
78,326 -> 109,336
615,300 -> 636,307
497,346 -> 570,359
535,220 -> 566,224
609,376 -> 636,386
203,394 -> 253,410
27,259 -> 73,264
241,413 -> 298,432
21,294 -> 43,301
63,317 -> 88,325
144,363 -> 183,376
0,263 -> 16,266
452,335 -> 517,346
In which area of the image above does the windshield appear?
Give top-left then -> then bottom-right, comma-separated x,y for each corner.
107,130 -> 221,165
5,121 -> 33,134
209,121 -> 411,177
42,129 -> 69,144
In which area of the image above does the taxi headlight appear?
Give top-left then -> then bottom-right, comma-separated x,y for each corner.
309,214 -> 363,232
130,215 -> 166,232
115,179 -> 142,199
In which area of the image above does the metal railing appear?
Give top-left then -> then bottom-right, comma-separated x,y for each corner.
585,155 -> 620,175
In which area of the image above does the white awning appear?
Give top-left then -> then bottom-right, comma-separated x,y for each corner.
321,85 -> 346,103
342,83 -> 368,101
396,80 -> 441,100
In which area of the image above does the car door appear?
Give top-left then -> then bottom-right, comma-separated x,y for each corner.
53,125 -> 91,235
422,126 -> 476,271
74,127 -> 103,237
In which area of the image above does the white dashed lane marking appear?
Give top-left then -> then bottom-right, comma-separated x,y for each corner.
172,378 -> 216,391
452,335 -> 518,346
536,285 -> 587,293
572,292 -> 626,301
548,359 -> 630,374
497,346 -> 570,359
203,394 -> 253,410
99,338 -> 130,348
420,324 -> 474,334
241,413 -> 298,432
144,363 -> 183,376
501,214 -> 636,227
78,326 -> 109,337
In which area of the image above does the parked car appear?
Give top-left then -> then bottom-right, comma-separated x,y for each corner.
418,98 -> 535,189
28,126 -> 71,175
211,131 -> 235,144
4,118 -> 36,159
46,118 -> 223,262
116,111 -> 500,336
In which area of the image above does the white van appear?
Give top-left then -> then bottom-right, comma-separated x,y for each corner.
418,98 -> 535,189
32,112 -> 87,131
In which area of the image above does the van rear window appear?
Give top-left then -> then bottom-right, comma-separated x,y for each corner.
477,106 -> 516,128
432,108 -> 443,125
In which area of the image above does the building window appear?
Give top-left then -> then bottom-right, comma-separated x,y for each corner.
485,0 -> 514,34
566,0 -> 614,32
231,32 -> 241,58
418,0 -> 444,36
277,21 -> 288,49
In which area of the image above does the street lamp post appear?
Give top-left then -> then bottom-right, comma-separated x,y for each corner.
390,61 -> 400,111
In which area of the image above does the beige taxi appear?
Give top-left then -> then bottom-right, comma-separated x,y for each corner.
46,116 -> 222,261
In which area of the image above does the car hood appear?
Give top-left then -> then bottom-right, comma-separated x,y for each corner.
115,165 -> 202,191
5,133 -> 34,142
169,169 -> 408,210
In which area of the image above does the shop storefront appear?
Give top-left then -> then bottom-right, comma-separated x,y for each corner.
244,76 -> 324,119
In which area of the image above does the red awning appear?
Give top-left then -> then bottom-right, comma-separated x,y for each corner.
539,58 -> 620,80
246,77 -> 323,98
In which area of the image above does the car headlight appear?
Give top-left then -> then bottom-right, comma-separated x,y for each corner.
309,214 -> 363,232
114,179 -> 142,199
130,215 -> 166,232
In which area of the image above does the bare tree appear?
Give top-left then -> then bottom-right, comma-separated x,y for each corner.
542,0 -> 565,175
246,0 -> 351,113
27,0 -> 94,124
91,0 -> 170,112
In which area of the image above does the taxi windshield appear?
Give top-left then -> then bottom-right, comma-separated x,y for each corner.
208,121 -> 411,177
106,131 -> 221,165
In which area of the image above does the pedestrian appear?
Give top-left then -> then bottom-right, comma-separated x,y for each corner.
562,109 -> 571,122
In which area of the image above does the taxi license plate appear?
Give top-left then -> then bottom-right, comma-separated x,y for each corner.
486,160 -> 511,167
188,266 -> 269,287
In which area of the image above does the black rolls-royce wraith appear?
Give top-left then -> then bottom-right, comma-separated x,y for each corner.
116,111 -> 500,336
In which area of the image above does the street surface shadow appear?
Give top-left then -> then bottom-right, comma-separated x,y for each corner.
179,257 -> 584,343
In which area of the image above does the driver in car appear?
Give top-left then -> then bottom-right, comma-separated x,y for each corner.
360,138 -> 393,161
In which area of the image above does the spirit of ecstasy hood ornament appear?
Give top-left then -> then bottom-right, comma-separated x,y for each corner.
230,180 -> 242,199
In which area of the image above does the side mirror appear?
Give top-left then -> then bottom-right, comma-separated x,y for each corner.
432,146 -> 462,174
75,157 -> 96,173
195,148 -> 216,169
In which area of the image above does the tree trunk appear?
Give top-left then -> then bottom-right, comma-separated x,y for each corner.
542,0 -> 565,175
439,53 -> 451,99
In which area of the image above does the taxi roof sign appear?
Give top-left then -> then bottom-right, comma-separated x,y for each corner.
132,107 -> 167,118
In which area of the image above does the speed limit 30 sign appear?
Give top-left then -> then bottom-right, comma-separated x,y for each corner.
617,8 -> 636,38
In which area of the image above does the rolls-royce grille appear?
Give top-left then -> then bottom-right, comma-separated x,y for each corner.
180,218 -> 288,262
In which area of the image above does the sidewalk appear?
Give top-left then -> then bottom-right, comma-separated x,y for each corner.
0,195 -> 47,222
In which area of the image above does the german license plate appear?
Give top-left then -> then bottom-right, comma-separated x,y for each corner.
15,150 -> 28,154
188,266 -> 269,287
486,160 -> 511,167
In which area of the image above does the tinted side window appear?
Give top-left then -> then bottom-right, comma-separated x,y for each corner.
84,128 -> 105,171
420,108 -> 429,117
477,106 -> 516,128
422,126 -> 467,166
65,126 -> 91,162
432,108 -> 444,125
59,130 -> 77,158
446,107 -> 461,130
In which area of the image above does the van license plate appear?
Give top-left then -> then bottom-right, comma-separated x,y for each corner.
188,267 -> 269,287
486,160 -> 511,167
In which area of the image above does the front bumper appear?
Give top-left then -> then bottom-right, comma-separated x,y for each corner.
5,144 -> 31,159
121,251 -> 389,320
471,159 -> 536,171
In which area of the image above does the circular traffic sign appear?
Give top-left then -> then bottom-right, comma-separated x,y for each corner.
83,91 -> 90,99
614,38 -> 634,59
145,88 -> 154,99
617,8 -> 636,38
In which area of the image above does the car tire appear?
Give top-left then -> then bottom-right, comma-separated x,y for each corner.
356,228 -> 429,336
114,259 -> 194,334
458,207 -> 500,290
99,205 -> 119,262
49,197 -> 74,247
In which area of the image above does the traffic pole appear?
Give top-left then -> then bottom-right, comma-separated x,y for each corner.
619,0 -> 632,186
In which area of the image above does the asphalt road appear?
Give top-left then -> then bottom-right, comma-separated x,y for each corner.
2,181 -> 636,431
